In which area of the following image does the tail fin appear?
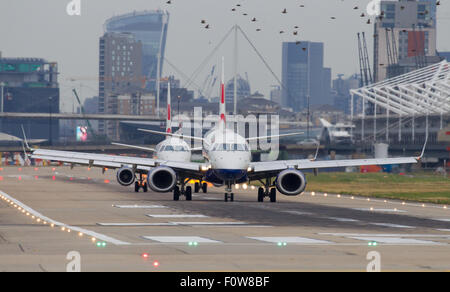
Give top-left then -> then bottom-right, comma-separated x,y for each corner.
219,57 -> 226,129
166,82 -> 172,133
21,125 -> 32,151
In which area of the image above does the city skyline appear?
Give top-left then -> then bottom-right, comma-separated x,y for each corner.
1,0 -> 450,112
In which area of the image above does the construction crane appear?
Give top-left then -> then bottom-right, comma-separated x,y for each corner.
72,88 -> 99,140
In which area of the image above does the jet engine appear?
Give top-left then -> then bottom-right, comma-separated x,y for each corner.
116,167 -> 135,186
147,166 -> 177,193
275,169 -> 307,196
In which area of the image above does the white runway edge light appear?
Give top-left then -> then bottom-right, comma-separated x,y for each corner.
0,191 -> 108,246
303,191 -> 449,211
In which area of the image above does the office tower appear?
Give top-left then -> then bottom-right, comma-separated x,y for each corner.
225,74 -> 251,106
281,41 -> 331,112
99,32 -> 143,138
104,10 -> 169,92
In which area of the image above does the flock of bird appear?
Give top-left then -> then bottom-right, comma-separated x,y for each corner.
163,0 -> 443,51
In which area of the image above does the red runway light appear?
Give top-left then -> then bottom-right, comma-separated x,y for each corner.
141,253 -> 150,259
18,168 -> 22,172
69,177 -> 73,181
18,176 -> 22,181
52,176 -> 56,181
153,261 -> 160,268
52,168 -> 56,172
0,176 -> 3,181
104,179 -> 110,184
34,176 -> 38,180
34,168 -> 38,171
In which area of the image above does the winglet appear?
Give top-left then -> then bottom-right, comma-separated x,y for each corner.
417,133 -> 428,161
21,125 -> 33,151
312,142 -> 320,161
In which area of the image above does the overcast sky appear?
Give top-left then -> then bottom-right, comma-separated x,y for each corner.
1,0 -> 449,112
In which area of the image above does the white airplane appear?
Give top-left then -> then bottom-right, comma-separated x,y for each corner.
28,59 -> 425,203
111,84 -> 206,198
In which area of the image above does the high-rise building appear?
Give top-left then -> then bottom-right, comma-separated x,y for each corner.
104,10 -> 169,92
373,0 -> 437,82
99,32 -> 144,138
332,74 -> 360,114
0,56 -> 59,143
225,74 -> 251,106
270,86 -> 282,105
281,41 -> 331,112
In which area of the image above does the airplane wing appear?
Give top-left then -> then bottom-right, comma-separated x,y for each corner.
111,142 -> 156,152
249,157 -> 418,174
30,149 -> 205,174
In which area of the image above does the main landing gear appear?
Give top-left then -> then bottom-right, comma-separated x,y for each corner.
194,182 -> 208,194
134,173 -> 148,193
257,178 -> 277,203
224,182 -> 234,202
173,178 -> 192,201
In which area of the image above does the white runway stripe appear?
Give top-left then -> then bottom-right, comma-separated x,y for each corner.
0,190 -> 130,246
97,223 -> 178,226
370,223 -> 416,229
142,236 -> 221,243
347,236 -> 442,245
170,221 -> 247,226
146,214 -> 209,218
326,217 -> 360,222
353,208 -> 406,213
247,236 -> 333,244
113,204 -> 167,209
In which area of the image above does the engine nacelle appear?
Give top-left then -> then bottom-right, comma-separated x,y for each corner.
275,169 -> 307,196
147,166 -> 177,193
116,167 -> 135,186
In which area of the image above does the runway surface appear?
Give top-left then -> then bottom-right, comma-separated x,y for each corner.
0,166 -> 449,271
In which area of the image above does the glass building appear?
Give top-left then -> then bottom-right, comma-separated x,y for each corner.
281,42 -> 331,112
104,10 -> 169,92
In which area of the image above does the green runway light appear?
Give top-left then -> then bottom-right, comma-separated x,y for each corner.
368,241 -> 378,247
96,241 -> 107,247
277,242 -> 287,247
188,242 -> 198,246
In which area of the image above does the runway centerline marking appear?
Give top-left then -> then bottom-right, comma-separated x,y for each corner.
352,208 -> 407,213
369,223 -> 416,229
347,236 -> 442,245
146,214 -> 209,218
247,236 -> 333,244
113,204 -> 167,209
142,236 -> 221,243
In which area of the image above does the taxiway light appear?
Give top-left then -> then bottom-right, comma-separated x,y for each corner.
96,241 -> 107,248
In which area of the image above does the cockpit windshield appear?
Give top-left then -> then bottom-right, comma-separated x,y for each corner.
161,145 -> 189,152
212,143 -> 248,151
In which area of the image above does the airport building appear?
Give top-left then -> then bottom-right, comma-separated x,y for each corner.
350,60 -> 450,163
0,55 -> 59,144
281,41 -> 332,112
